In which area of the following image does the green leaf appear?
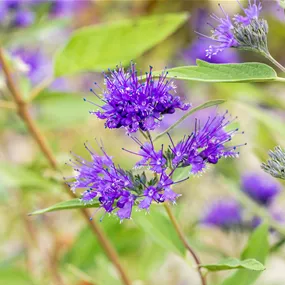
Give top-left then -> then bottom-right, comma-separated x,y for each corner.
54,13 -> 188,76
133,207 -> 185,256
172,166 -> 191,181
34,91 -> 91,130
153,60 -> 278,83
29,199 -> 100,215
201,258 -> 265,272
63,221 -> 143,270
0,268 -> 36,285
221,224 -> 269,285
153,99 -> 225,142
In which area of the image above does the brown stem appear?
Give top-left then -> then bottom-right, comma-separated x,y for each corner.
164,203 -> 206,285
0,48 -> 132,285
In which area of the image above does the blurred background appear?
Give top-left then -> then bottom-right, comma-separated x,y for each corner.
1,0 -> 285,284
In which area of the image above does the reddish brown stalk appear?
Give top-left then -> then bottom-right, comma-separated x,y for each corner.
0,48 -> 132,285
164,203 -> 206,285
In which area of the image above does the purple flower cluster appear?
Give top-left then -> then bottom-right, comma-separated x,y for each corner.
183,9 -> 240,64
200,0 -> 263,58
0,0 -> 36,27
89,63 -> 191,133
201,172 -> 283,230
168,112 -> 244,174
68,143 -> 180,220
201,199 -> 242,229
242,172 -> 281,206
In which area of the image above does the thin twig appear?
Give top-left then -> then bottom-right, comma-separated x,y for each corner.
28,76 -> 54,102
0,48 -> 132,285
164,203 -> 207,285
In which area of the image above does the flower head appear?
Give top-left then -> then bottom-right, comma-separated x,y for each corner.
234,0 -> 262,25
168,111 -> 244,174
88,63 -> 190,133
67,142 -> 184,220
241,172 -> 281,205
261,146 -> 285,180
200,0 -> 269,58
201,199 -> 243,229
123,137 -> 167,174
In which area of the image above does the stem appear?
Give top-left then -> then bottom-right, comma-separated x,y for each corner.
164,203 -> 206,285
0,48 -> 132,285
262,51 -> 285,73
28,76 -> 54,102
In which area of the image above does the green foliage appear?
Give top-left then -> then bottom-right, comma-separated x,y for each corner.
0,163 -> 56,193
133,207 -> 185,256
63,220 -> 143,270
153,99 -> 226,142
0,267 -> 36,285
34,91 -> 91,130
153,60 -> 279,83
200,258 -> 265,272
54,13 -> 188,76
221,224 -> 269,285
172,166 -> 192,181
29,199 -> 99,215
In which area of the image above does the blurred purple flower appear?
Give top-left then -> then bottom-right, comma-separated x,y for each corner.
241,172 -> 281,206
201,199 -> 242,229
50,0 -> 88,17
11,48 -> 51,85
12,9 -> 35,27
251,208 -> 285,228
88,63 -> 190,133
168,111 -> 244,174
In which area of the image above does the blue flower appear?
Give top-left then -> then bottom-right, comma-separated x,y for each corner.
68,142 -> 185,220
123,137 -> 167,174
88,63 -> 190,133
234,0 -> 262,25
68,143 -> 136,220
241,172 -> 281,205
168,111 -> 245,174
201,199 -> 243,229
12,9 -> 35,27
200,0 -> 265,58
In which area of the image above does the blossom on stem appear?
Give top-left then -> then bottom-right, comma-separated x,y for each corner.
168,111 -> 245,174
88,63 -> 190,133
199,0 -> 269,58
67,142 -> 184,220
67,142 -> 136,220
122,136 -> 167,173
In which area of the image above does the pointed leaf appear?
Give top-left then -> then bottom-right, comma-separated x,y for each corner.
201,258 -> 265,272
220,224 -> 269,285
29,199 -> 100,215
153,60 -> 278,83
54,13 -> 188,76
153,99 -> 225,141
